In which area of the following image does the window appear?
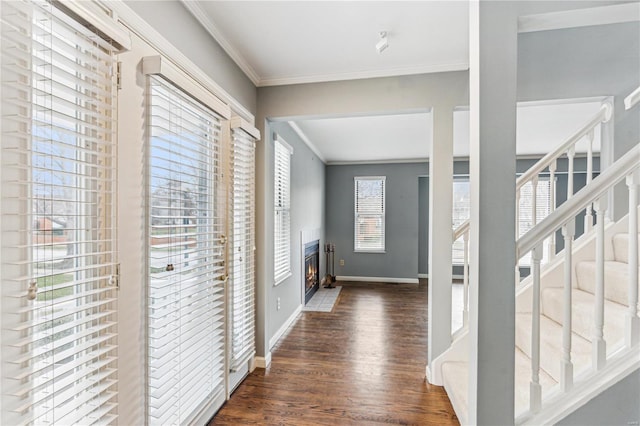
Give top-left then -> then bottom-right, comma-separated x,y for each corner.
354,177 -> 386,252
518,178 -> 552,265
229,121 -> 258,372
274,138 -> 292,284
1,1 -> 118,424
146,75 -> 226,424
450,176 -> 551,266
452,179 -> 471,264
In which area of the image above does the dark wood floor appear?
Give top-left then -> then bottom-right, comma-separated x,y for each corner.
210,280 -> 459,425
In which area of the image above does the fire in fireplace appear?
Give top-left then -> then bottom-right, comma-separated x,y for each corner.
304,240 -> 320,304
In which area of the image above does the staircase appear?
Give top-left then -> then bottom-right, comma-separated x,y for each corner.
438,218 -> 640,424
429,89 -> 640,425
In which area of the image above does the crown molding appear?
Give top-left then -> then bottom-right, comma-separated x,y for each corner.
287,122 -> 326,164
519,2 -> 640,33
257,62 -> 469,87
179,0 -> 261,86
328,158 -> 428,166
104,0 -> 255,123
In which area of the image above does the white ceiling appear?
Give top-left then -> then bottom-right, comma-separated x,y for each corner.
184,1 -> 469,87
182,2 -> 608,164
292,101 -> 603,164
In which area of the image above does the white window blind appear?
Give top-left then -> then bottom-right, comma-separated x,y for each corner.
274,139 -> 292,284
229,125 -> 256,372
452,179 -> 471,264
1,1 -> 118,424
518,178 -> 552,265
450,177 -> 551,266
354,177 -> 386,252
147,75 -> 226,425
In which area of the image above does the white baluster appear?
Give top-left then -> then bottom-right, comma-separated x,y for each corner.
548,161 -> 557,260
532,176 -> 539,227
593,197 -> 607,371
516,188 -> 521,286
585,131 -> 594,233
561,221 -> 575,392
463,230 -> 469,327
626,171 -> 639,348
567,146 -> 575,200
530,243 -> 543,413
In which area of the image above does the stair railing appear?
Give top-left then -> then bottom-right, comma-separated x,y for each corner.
452,102 -> 612,331
516,144 -> 640,415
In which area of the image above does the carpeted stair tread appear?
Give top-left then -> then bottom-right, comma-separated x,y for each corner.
441,349 -> 557,424
516,313 -> 592,382
541,287 -> 627,347
575,260 -> 638,307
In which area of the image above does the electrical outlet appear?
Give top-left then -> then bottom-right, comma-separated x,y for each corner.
339,259 -> 345,266
277,297 -> 281,310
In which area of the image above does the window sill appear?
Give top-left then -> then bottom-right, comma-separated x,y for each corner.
274,272 -> 292,287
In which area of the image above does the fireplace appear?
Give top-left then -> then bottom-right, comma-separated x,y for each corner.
304,240 -> 320,304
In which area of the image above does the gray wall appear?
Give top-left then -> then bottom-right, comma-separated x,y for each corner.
325,162 -> 427,280
267,122 -> 325,341
418,177 -> 429,275
124,1 -> 257,114
556,369 -> 640,426
518,21 -> 640,219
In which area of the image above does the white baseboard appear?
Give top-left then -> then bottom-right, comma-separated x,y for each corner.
254,352 -> 272,369
426,364 -> 434,383
268,304 -> 302,350
415,274 -> 465,281
336,275 -> 419,284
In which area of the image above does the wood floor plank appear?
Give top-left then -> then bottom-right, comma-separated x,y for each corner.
210,280 -> 459,425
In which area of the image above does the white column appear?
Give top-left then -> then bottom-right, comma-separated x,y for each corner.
427,106 -> 454,369
468,2 -> 517,424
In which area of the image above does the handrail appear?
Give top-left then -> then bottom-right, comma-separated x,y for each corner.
625,86 -> 640,110
516,103 -> 611,190
517,144 -> 640,259
452,102 -> 612,241
453,219 -> 470,240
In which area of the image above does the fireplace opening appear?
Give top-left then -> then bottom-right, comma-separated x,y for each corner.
304,240 -> 320,304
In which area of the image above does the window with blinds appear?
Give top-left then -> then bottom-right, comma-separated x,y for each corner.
354,176 -> 386,252
147,75 -> 226,425
274,139 -> 292,284
1,1 -> 118,424
518,178 -> 552,265
450,177 -> 551,265
229,123 -> 257,372
452,179 -> 471,264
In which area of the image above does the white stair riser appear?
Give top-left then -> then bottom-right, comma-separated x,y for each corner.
515,313 -> 592,382
541,288 -> 627,346
612,233 -> 640,264
575,260 -> 639,307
